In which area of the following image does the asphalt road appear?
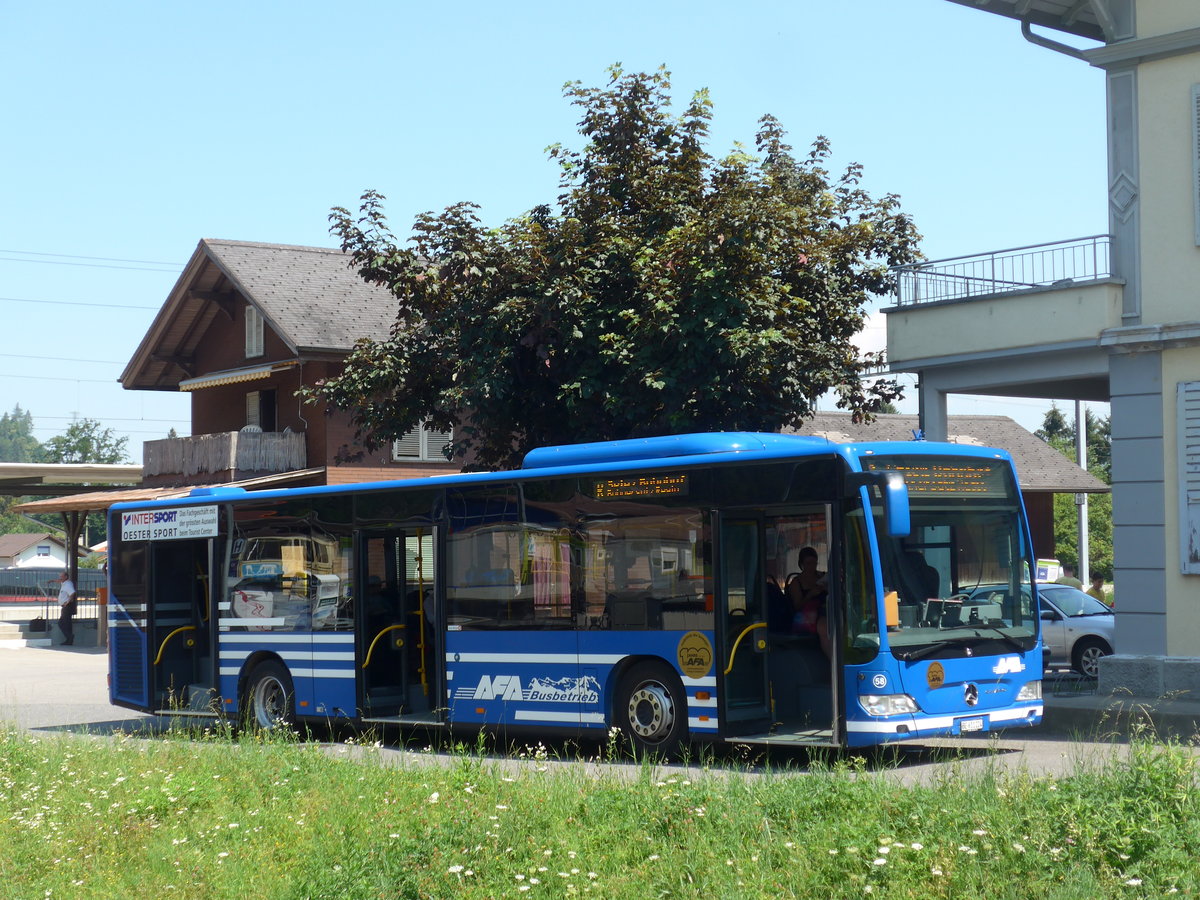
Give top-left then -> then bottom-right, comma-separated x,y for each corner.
0,645 -> 1147,786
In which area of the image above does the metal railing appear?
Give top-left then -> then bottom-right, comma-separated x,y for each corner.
892,235 -> 1112,306
0,568 -> 106,635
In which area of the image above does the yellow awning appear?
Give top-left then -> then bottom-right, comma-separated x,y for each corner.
178,360 -> 298,392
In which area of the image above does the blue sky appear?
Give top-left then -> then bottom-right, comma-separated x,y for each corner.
0,0 -> 1108,461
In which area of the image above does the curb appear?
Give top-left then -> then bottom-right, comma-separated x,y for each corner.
1041,693 -> 1200,741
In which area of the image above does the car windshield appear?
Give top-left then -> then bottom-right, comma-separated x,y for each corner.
1040,585 -> 1112,617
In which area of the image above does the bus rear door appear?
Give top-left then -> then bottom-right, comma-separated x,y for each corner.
718,516 -> 772,735
110,536 -> 214,714
358,527 -> 441,721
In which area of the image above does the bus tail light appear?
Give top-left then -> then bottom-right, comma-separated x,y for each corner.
1016,681 -> 1042,701
859,694 -> 919,717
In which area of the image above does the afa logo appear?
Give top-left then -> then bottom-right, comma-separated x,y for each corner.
677,631 -> 713,679
459,675 -> 600,703
991,656 -> 1026,675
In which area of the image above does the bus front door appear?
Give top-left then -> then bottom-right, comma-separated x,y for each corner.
358,528 -> 440,720
718,517 -> 772,734
148,538 -> 215,713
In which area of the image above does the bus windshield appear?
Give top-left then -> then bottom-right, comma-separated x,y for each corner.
857,455 -> 1038,661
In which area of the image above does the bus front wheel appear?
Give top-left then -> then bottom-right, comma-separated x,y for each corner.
616,662 -> 686,759
245,661 -> 296,731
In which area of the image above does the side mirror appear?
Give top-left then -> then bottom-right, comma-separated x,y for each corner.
847,470 -> 911,537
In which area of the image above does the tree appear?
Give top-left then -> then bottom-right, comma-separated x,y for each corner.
1035,402 -> 1110,483
41,418 -> 131,465
32,419 -> 131,547
0,405 -> 43,463
1036,404 -> 1113,579
0,406 -> 46,534
315,66 -> 921,469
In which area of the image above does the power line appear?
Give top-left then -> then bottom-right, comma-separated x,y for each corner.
0,352 -> 125,365
0,248 -> 181,266
32,415 -> 189,424
0,256 -> 178,273
0,295 -> 158,311
0,374 -> 117,384
0,248 -> 181,273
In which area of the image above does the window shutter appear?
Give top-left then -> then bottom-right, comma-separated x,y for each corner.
245,306 -> 264,358
391,424 -> 452,461
1178,382 -> 1200,573
425,426 -> 453,460
392,430 -> 421,459
1193,85 -> 1200,246
246,391 -> 261,428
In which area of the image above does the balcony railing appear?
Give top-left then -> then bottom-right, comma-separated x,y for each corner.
143,430 -> 306,479
891,235 -> 1112,306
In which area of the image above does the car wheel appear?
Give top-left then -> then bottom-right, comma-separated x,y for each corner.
245,660 -> 296,730
615,661 -> 686,759
1071,638 -> 1111,679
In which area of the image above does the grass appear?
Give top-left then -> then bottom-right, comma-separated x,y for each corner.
0,723 -> 1197,898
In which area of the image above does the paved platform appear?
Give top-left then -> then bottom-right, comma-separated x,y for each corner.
1041,687 -> 1200,742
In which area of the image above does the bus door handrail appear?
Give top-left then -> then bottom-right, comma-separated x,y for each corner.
723,621 -> 767,675
153,625 -> 197,666
362,624 -> 406,669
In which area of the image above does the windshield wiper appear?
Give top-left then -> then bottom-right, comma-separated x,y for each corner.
895,625 -> 1026,662
895,639 -> 959,662
964,622 -> 1027,652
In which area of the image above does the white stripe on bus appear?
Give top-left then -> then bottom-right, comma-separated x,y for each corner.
218,666 -> 356,679
844,705 -> 1042,733
446,652 -> 628,665
219,651 -> 354,663
512,710 -> 607,724
217,632 -> 355,643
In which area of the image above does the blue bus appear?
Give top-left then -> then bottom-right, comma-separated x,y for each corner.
106,432 -> 1043,753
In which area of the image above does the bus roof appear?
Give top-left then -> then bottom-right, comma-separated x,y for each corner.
108,432 -> 1014,512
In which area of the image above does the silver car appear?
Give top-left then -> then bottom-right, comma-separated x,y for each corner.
1036,583 -> 1114,678
963,583 -> 1115,677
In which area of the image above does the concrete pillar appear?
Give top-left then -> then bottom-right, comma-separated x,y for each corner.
917,379 -> 948,442
1100,348 -> 1169,695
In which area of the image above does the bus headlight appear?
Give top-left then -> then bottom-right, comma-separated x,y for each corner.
859,694 -> 919,717
1016,681 -> 1042,701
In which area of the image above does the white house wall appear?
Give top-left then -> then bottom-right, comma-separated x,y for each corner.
1138,53 -> 1200,323
1140,0 -> 1196,36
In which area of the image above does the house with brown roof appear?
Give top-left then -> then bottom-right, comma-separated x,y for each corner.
120,239 -> 455,489
0,532 -> 78,569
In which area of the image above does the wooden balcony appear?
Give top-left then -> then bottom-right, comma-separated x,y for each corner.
142,431 -> 306,485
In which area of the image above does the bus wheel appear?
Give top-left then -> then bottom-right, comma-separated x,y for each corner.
246,661 -> 295,731
616,662 -> 685,758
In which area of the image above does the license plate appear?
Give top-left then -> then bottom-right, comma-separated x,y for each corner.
959,717 -> 984,733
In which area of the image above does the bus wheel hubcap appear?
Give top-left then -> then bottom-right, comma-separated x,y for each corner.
628,682 -> 673,741
255,679 -> 284,725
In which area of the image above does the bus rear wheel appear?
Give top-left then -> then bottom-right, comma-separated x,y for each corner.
616,662 -> 686,759
245,661 -> 296,731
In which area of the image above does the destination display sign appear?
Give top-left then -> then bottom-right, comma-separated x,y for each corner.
594,473 -> 689,500
120,505 -> 220,542
862,457 -> 1008,498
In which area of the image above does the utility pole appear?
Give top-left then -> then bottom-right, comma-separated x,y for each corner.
1075,399 -> 1089,583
